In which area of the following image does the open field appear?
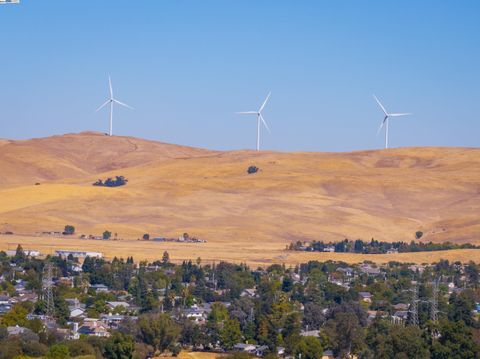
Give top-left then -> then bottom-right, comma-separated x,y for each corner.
1,234 -> 479,265
0,132 -> 479,264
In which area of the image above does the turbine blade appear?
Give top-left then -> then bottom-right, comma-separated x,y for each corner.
258,91 -> 271,113
236,111 -> 258,115
113,99 -> 134,109
109,76 -> 113,98
376,117 -> 387,136
373,94 -> 388,116
389,113 -> 412,117
96,100 -> 110,112
260,114 -> 270,133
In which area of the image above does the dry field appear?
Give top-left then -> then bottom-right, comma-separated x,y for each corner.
0,132 -> 479,264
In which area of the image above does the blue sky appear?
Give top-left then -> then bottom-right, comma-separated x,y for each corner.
0,1 -> 479,151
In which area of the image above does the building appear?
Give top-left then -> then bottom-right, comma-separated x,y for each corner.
358,292 -> 372,303
55,250 -> 103,259
78,319 -> 110,337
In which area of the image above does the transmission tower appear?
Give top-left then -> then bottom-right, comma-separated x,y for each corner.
42,262 -> 55,321
408,283 -> 419,327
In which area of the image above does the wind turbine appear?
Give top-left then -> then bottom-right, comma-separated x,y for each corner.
237,92 -> 271,151
96,76 -> 133,136
373,94 -> 411,149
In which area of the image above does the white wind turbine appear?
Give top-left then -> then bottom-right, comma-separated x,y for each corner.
96,76 -> 133,136
237,92 -> 271,151
373,94 -> 411,149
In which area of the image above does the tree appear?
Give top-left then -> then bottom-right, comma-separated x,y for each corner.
326,312 -> 365,357
303,302 -> 325,330
63,225 -> 75,235
162,251 -> 170,265
220,319 -> 242,350
103,231 -> 112,240
46,344 -> 70,359
295,336 -> 323,359
13,244 -> 26,263
1,303 -> 28,326
142,233 -> 150,241
138,313 -> 180,353
104,332 -> 135,359
431,320 -> 480,359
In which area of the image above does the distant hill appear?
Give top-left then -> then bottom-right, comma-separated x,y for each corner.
0,132 -> 479,246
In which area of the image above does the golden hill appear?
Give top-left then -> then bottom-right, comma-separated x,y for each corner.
0,132 -> 479,264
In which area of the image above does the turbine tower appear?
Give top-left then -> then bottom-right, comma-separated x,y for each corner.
373,95 -> 411,149
96,76 -> 133,136
237,92 -> 271,151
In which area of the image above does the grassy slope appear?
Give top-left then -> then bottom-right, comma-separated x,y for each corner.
0,132 -> 479,263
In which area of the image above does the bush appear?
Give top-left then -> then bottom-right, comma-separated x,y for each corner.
415,231 -> 423,239
93,176 -> 128,187
247,166 -> 259,174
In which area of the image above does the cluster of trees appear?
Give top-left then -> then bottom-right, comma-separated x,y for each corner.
93,176 -> 128,187
290,238 -> 480,254
0,249 -> 479,358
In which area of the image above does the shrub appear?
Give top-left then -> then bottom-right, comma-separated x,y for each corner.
247,165 -> 259,174
415,231 -> 423,239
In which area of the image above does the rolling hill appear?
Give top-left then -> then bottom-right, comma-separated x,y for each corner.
0,132 -> 479,262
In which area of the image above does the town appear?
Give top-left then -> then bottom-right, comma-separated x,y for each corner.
0,245 -> 478,358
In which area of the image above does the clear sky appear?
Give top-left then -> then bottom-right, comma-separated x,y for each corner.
0,1 -> 479,152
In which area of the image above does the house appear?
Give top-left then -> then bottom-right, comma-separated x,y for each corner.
233,343 -> 256,353
78,319 -> 110,337
70,307 -> 85,319
101,314 -> 137,329
240,288 -> 257,298
358,292 -> 372,303
359,264 -> 381,275
55,250 -> 103,259
392,311 -> 409,325
90,284 -> 109,293
0,295 -> 10,305
7,325 -> 29,336
322,350 -> 335,359
337,267 -> 354,277
300,330 -> 320,337
0,304 -> 12,314
107,301 -> 130,311
323,246 -> 335,253
393,303 -> 409,311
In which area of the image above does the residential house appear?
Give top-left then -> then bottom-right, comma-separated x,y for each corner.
78,318 -> 110,337
358,292 -> 372,303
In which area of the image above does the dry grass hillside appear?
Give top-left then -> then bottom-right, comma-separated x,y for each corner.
0,132 -> 479,263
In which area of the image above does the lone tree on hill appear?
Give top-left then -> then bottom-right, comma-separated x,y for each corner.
63,225 -> 75,235
103,231 -> 112,240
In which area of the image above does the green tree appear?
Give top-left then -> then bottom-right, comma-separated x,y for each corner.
138,313 -> 180,353
431,320 -> 480,359
63,225 -> 75,235
103,231 -> 112,240
220,319 -> 242,350
1,303 -> 28,326
295,336 -> 323,359
104,332 -> 135,359
46,344 -> 70,359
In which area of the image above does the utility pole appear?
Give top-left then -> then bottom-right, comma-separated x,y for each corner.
42,262 -> 55,322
